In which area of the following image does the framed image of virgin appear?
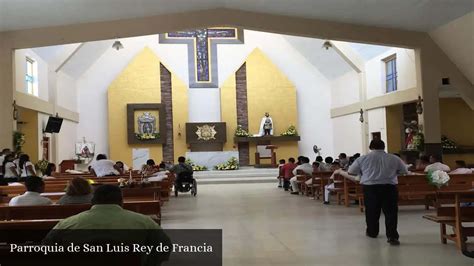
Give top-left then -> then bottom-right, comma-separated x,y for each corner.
127,103 -> 166,144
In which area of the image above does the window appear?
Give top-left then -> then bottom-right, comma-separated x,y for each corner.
25,56 -> 38,96
383,54 -> 397,93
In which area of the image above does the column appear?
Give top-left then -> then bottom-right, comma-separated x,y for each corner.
0,39 -> 15,149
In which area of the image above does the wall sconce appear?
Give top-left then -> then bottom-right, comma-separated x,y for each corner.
12,100 -> 18,121
177,124 -> 182,137
359,108 -> 364,123
322,41 -> 332,50
416,96 -> 423,115
112,40 -> 124,50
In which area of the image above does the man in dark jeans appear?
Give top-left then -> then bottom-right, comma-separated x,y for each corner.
348,139 -> 407,245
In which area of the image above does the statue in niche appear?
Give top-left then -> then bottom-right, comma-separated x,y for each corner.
404,120 -> 419,150
137,112 -> 157,134
259,112 -> 273,136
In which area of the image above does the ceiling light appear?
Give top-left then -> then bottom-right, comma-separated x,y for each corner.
112,40 -> 124,50
322,41 -> 332,50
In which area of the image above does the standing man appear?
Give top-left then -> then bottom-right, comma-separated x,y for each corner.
348,139 -> 407,245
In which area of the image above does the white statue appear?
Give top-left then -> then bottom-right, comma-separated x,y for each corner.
258,112 -> 273,136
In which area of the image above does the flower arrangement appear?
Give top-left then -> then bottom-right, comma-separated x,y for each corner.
35,159 -> 49,175
427,170 -> 450,188
214,157 -> 239,171
13,131 -> 25,152
281,125 -> 298,136
185,159 -> 208,171
135,132 -> 160,140
234,125 -> 250,137
441,135 -> 457,150
412,133 -> 424,151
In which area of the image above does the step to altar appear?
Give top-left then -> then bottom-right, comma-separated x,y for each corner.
193,166 -> 278,185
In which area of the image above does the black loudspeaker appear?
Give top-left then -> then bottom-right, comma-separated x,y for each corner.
44,116 -> 63,133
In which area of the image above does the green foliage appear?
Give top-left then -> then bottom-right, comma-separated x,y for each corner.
35,159 -> 49,175
13,131 -> 25,152
234,125 -> 250,137
185,158 -> 208,171
441,135 -> 457,150
412,133 -> 424,151
135,132 -> 160,140
281,125 -> 298,136
214,157 -> 239,171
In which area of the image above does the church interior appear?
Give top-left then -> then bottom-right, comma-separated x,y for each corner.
0,1 -> 473,265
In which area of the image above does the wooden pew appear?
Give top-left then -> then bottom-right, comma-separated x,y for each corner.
342,174 -> 474,212
0,200 -> 161,224
304,171 -> 333,200
423,190 -> 474,251
326,173 -> 345,204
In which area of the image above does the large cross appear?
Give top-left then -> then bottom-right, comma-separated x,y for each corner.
159,28 -> 244,88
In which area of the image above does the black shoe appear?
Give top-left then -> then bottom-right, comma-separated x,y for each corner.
290,192 -> 299,195
366,232 -> 378,238
387,238 -> 400,246
284,189 -> 289,191
278,185 -> 282,188
323,201 -> 330,205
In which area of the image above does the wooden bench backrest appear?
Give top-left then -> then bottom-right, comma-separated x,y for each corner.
0,200 -> 160,220
435,191 -> 474,217
0,219 -> 60,230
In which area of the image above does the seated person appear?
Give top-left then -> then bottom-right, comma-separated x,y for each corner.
323,167 -> 359,204
169,156 -> 194,189
57,177 -> 93,205
50,185 -> 166,231
319,157 -> 333,172
415,155 -> 430,171
159,161 -> 167,170
89,154 -> 120,177
450,160 -> 472,174
42,163 -> 57,179
2,153 -> 19,182
114,161 -> 128,175
290,157 -> 313,195
277,159 -> 286,188
19,154 -> 36,178
141,159 -> 160,176
9,176 -> 53,206
281,158 -> 297,191
338,153 -> 349,170
424,154 -> 451,172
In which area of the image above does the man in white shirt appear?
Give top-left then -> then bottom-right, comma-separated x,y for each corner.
449,160 -> 472,174
424,154 -> 451,172
89,154 -> 120,177
9,176 -> 52,206
290,157 -> 313,195
348,139 -> 407,246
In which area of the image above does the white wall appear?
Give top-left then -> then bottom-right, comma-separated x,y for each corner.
56,119 -> 78,163
332,113 -> 363,156
331,70 -> 360,108
367,107 -> 387,151
15,49 -> 49,101
56,72 -> 78,112
365,48 -> 416,99
76,30 -> 335,158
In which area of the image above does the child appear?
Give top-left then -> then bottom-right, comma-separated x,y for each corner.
281,158 -> 297,191
277,159 -> 286,188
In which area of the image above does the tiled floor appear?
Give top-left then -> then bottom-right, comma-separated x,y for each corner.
162,183 -> 473,266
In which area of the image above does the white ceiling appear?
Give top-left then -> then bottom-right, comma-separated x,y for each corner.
0,0 -> 472,32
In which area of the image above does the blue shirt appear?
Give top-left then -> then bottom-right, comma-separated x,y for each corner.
348,150 -> 408,185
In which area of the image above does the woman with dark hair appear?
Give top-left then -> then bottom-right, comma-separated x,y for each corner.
2,154 -> 19,182
57,177 -> 93,205
42,163 -> 57,179
19,154 -> 36,178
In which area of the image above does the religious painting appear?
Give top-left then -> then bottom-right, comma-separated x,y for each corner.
159,28 -> 244,88
75,140 -> 95,163
127,104 -> 166,144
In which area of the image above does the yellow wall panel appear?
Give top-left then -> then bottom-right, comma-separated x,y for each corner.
220,74 -> 238,152
171,74 -> 189,161
107,47 -> 163,167
18,107 -> 39,162
245,48 -> 299,164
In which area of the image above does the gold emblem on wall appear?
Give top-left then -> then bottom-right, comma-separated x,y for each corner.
196,125 -> 217,141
